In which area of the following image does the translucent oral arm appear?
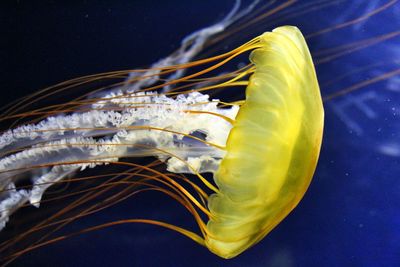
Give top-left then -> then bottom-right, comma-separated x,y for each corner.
0,91 -> 238,231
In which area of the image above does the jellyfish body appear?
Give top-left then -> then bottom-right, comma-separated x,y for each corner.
206,26 -> 324,258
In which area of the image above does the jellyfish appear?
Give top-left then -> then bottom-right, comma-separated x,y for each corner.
1,0 -> 399,266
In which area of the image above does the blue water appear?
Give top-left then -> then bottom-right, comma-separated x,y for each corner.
2,1 -> 400,266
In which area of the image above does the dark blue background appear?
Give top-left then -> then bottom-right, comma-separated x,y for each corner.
1,1 -> 400,266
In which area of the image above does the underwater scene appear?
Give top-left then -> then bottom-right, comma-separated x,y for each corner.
1,1 -> 399,266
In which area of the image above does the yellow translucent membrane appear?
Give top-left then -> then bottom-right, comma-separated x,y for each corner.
205,26 -> 324,258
